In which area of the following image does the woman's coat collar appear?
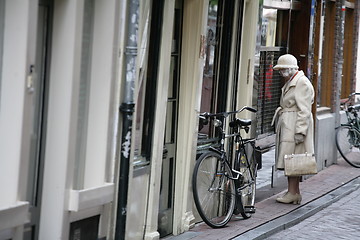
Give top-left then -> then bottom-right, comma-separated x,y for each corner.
282,70 -> 305,95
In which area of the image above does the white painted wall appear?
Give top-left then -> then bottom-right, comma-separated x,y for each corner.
0,0 -> 32,207
39,0 -> 84,238
0,0 -> 38,239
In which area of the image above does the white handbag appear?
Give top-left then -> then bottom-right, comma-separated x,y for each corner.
284,153 -> 317,176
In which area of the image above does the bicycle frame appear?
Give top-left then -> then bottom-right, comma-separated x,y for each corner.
192,106 -> 258,227
339,93 -> 360,142
335,94 -> 360,168
205,109 -> 256,183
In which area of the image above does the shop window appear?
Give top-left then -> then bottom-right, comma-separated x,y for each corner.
262,8 -> 277,47
198,1 -> 218,137
254,6 -> 287,137
199,0 -> 236,138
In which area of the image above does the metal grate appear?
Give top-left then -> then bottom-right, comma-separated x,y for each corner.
255,51 -> 283,137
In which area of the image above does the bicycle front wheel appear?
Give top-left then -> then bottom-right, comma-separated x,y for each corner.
336,125 -> 360,168
192,151 -> 236,228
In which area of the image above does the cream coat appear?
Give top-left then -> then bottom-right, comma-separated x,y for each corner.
273,70 -> 315,170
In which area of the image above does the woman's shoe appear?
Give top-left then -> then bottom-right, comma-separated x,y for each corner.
297,194 -> 302,204
276,192 -> 301,205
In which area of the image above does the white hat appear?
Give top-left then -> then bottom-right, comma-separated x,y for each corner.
273,54 -> 299,70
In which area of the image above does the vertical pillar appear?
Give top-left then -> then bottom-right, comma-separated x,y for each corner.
173,0 -> 208,235
333,0 -> 346,164
39,0 -> 84,238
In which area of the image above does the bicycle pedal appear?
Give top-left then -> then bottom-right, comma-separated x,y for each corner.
244,206 -> 256,214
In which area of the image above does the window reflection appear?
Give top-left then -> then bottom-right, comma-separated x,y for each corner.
199,0 -> 218,136
261,8 -> 277,47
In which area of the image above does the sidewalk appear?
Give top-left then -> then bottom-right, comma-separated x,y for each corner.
166,157 -> 360,240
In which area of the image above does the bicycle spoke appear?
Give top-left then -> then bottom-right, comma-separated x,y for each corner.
192,152 -> 235,228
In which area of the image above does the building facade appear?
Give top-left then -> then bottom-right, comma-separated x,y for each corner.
125,0 -> 260,239
0,0 -> 359,240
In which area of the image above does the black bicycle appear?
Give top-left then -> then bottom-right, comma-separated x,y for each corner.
335,92 -> 360,168
192,106 -> 259,228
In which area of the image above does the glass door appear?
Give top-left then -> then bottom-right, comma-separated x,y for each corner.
158,0 -> 183,237
198,0 -> 239,154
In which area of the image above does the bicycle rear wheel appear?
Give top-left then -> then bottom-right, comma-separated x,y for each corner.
237,145 -> 257,219
336,125 -> 360,168
192,151 -> 236,228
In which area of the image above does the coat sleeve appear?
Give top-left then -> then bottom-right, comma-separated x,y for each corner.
294,77 -> 314,136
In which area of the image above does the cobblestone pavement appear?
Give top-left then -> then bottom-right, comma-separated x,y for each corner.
165,157 -> 360,240
256,148 -> 274,189
267,186 -> 360,239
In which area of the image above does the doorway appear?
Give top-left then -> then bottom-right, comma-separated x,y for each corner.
23,1 -> 53,239
158,0 -> 183,237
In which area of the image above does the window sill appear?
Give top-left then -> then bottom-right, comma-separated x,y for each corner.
0,201 -> 29,231
317,107 -> 332,115
68,183 -> 114,212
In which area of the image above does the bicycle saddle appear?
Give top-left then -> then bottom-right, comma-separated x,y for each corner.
229,118 -> 252,128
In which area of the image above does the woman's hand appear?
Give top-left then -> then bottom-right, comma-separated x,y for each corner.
294,133 -> 305,144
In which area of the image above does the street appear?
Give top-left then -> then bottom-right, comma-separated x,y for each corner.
166,157 -> 360,240
267,183 -> 360,239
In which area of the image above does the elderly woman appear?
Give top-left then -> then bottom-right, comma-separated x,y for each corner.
272,54 -> 315,204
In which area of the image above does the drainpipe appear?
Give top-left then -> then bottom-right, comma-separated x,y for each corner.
115,0 -> 139,239
333,0 -> 345,164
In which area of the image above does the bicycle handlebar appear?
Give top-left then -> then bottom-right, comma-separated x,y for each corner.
349,93 -> 360,97
200,106 -> 257,118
